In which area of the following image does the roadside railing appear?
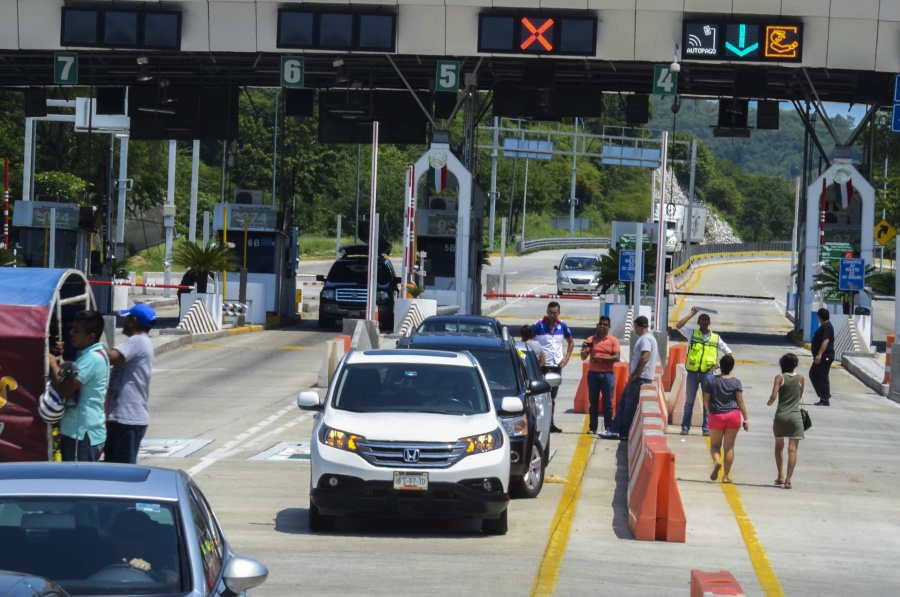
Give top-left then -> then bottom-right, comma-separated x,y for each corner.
518,237 -> 610,252
671,242 -> 791,272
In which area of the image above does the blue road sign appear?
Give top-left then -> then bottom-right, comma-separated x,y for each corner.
619,249 -> 645,283
895,74 -> 900,103
838,258 -> 865,291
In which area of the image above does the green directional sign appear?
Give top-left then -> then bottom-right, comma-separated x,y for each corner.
280,56 -> 305,88
435,61 -> 460,93
618,234 -> 652,250
652,65 -> 678,96
53,52 -> 78,85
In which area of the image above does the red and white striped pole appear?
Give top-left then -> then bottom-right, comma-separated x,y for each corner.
819,177 -> 826,249
3,157 -> 9,250
883,334 -> 894,385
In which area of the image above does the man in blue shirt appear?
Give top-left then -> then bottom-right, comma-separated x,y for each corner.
532,301 -> 574,433
49,310 -> 109,462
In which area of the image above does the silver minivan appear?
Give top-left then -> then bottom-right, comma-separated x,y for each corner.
554,252 -> 601,294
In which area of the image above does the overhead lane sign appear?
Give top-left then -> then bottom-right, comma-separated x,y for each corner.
478,14 -> 597,56
682,21 -> 802,63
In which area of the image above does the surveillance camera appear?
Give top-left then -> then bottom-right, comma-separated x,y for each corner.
670,62 -> 681,74
333,59 -> 344,68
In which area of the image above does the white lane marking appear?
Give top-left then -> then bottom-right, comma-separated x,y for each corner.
242,413 -> 311,449
154,368 -> 227,373
187,404 -> 298,475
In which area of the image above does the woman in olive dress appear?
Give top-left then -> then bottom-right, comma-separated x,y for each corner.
767,353 -> 805,489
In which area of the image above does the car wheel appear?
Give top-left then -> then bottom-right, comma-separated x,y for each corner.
308,500 -> 336,532
510,442 -> 545,499
556,287 -> 564,296
317,314 -> 335,329
481,508 -> 508,536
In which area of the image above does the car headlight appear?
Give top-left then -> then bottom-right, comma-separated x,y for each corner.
318,424 -> 365,452
500,414 -> 529,438
461,428 -> 504,453
376,291 -> 389,302
591,274 -> 600,283
321,289 -> 335,300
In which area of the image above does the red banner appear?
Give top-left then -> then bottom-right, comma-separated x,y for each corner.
0,304 -> 52,462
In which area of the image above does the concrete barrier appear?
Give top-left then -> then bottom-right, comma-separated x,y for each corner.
690,570 -> 744,596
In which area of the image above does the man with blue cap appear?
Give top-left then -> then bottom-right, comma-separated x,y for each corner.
105,303 -> 156,463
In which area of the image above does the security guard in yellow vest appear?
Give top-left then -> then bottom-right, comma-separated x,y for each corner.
676,306 -> 732,436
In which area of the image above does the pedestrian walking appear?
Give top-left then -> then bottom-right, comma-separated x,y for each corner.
48,310 -> 110,462
580,316 -> 620,437
768,353 -> 805,489
809,308 -> 834,406
532,301 -> 574,433
676,306 -> 732,436
105,304 -> 157,464
703,355 -> 749,483
605,315 -> 658,441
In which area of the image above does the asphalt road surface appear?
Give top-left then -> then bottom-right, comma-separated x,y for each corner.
140,252 -> 900,596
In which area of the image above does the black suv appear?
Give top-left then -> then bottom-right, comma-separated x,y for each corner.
396,328 -> 551,498
317,245 -> 400,331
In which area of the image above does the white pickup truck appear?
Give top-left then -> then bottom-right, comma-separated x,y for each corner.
652,202 -> 708,253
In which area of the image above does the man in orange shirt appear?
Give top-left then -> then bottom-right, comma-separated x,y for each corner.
581,315 -> 621,437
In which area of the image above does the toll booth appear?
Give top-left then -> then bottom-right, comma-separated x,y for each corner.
800,160 -> 875,343
11,199 -> 92,271
212,203 -> 295,320
405,143 -> 476,313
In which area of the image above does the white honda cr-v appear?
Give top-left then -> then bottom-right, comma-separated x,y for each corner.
297,349 -> 521,535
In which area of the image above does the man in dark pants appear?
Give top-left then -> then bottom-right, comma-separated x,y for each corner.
606,315 -> 659,441
532,301 -> 574,433
810,307 -> 835,406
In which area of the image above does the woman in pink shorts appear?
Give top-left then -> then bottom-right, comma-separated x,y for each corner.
702,354 -> 749,483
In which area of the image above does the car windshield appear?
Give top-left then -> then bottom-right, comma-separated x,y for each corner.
561,257 -> 598,271
333,363 -> 490,414
327,260 -> 393,284
0,497 -> 184,596
417,321 -> 497,334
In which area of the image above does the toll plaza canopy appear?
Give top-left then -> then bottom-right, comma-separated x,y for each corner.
0,268 -> 94,462
0,1 -> 898,107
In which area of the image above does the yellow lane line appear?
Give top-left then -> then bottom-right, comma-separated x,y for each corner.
718,479 -> 784,596
530,418 -> 593,596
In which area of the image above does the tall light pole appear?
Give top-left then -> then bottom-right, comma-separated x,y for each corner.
569,117 -> 578,238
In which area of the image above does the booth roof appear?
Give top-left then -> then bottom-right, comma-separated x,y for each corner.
0,268 -> 84,307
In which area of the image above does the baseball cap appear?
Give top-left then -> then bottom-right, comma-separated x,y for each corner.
120,303 -> 157,329
633,316 -> 649,328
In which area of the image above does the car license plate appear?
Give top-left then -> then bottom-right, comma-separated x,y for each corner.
393,471 -> 428,491
348,310 -> 363,318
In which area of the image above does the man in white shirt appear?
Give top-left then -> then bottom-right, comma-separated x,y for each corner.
606,315 -> 659,440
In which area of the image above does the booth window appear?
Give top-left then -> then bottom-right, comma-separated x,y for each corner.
277,9 -> 396,52
319,13 -> 354,49
358,14 -> 395,52
143,12 -> 182,50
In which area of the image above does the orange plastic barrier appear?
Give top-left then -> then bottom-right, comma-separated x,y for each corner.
613,362 -> 629,418
690,570 -> 744,596
337,334 -> 352,353
663,344 -> 687,391
626,385 -> 687,543
573,361 -> 589,414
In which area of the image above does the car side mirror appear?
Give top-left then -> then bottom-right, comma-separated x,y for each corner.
542,372 -> 562,388
498,396 -> 524,414
553,265 -> 559,270
393,276 -> 401,286
528,379 -> 551,395
222,556 -> 268,595
316,274 -> 326,282
297,391 -> 324,411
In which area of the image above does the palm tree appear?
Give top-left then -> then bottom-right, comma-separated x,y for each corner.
598,246 -> 657,298
0,247 -> 20,267
811,261 -> 876,313
172,241 -> 237,293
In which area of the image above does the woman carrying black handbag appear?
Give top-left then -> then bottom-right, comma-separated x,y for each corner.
767,353 -> 806,489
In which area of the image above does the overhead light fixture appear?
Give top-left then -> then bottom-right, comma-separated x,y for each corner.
114,132 -> 130,139
136,56 -> 149,66
336,74 -> 348,84
333,58 -> 344,68
137,69 -> 153,82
